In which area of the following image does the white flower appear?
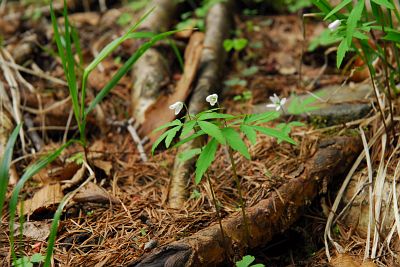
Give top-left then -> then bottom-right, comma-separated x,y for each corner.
328,20 -> 341,31
169,101 -> 184,115
206,94 -> 218,106
266,93 -> 287,111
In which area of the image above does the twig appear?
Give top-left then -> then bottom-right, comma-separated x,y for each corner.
127,118 -> 148,162
23,113 -> 44,152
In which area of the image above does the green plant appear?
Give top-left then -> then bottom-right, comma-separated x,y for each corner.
235,255 -> 265,267
310,0 -> 398,139
234,90 -> 252,102
4,1 -> 180,265
12,253 -> 45,267
152,94 -> 296,248
223,38 -> 248,52
175,0 -> 224,31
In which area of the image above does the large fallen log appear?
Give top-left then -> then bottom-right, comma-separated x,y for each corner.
168,0 -> 234,209
133,136 -> 362,266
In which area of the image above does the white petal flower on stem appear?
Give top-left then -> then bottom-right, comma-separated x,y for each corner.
266,93 -> 287,111
328,20 -> 341,31
206,94 -> 218,106
169,101 -> 184,115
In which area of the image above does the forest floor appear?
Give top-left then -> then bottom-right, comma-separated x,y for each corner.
0,1 -> 396,267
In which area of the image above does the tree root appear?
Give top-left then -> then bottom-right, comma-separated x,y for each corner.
133,136 -> 362,266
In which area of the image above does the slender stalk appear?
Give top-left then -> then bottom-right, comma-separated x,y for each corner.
183,104 -> 229,255
226,147 -> 250,245
359,45 -> 390,138
205,172 -> 228,251
379,8 -> 395,143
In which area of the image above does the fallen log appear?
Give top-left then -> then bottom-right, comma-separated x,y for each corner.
131,0 -> 178,126
134,136 -> 362,266
168,0 -> 234,209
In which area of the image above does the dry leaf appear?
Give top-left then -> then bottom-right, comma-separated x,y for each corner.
93,160 -> 112,176
21,183 -> 64,216
14,221 -> 50,241
73,182 -> 117,204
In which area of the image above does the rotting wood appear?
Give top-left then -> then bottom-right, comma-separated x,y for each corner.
131,0 -> 178,126
133,136 -> 362,266
168,0 -> 234,209
140,32 -> 204,140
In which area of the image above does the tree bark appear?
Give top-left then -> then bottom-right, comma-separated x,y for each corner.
134,136 -> 362,266
131,0 -> 178,126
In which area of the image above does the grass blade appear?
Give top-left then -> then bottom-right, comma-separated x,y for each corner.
0,124 -> 21,221
85,29 -> 181,116
9,140 -> 76,262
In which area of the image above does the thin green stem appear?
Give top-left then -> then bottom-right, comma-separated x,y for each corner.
226,147 -> 250,245
205,172 -> 228,253
379,8 -> 395,142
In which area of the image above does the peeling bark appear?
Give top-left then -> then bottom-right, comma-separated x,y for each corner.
131,0 -> 178,126
134,136 -> 362,266
168,0 -> 234,209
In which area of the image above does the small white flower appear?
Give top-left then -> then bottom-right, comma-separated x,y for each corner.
169,101 -> 184,115
266,93 -> 287,111
328,20 -> 341,31
206,94 -> 218,106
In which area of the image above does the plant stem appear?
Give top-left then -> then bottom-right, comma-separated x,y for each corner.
226,147 -> 250,245
205,172 -> 228,253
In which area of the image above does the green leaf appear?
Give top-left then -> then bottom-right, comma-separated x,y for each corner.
336,38 -> 349,68
236,255 -> 255,267
180,120 -> 197,138
346,0 -> 365,47
195,138 -> 218,184
222,127 -> 250,159
151,130 -> 170,154
371,0 -> 394,9
251,125 -> 296,145
198,112 -> 235,121
178,148 -> 202,162
153,119 -> 182,133
244,111 -> 280,124
324,0 -> 351,20
198,121 -> 226,144
173,130 -> 206,148
233,38 -> 248,51
240,124 -> 257,145
383,31 -> 400,42
165,125 -> 182,148
223,39 -> 234,52
0,124 -> 21,222
30,253 -> 45,263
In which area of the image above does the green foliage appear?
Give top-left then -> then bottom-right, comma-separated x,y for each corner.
117,13 -> 134,26
223,38 -> 248,52
153,105 -> 296,185
236,255 -> 265,267
176,0 -> 225,31
234,91 -> 252,102
12,253 -> 45,267
287,94 -> 320,115
0,124 -> 21,221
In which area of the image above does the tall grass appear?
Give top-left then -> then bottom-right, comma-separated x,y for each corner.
0,0 -> 180,265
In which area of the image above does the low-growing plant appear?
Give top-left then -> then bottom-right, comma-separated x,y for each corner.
1,1 -> 181,265
152,93 -> 296,248
235,255 -> 265,267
